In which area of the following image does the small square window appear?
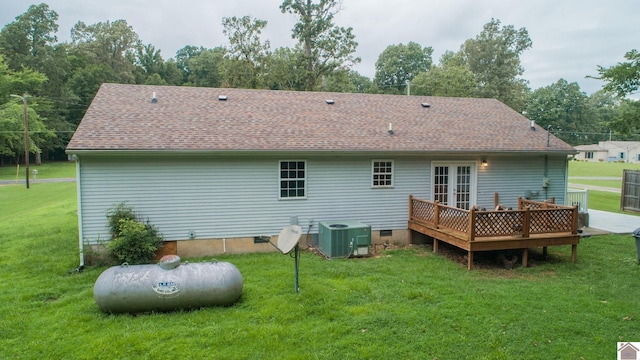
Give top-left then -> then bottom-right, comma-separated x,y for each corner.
372,160 -> 393,188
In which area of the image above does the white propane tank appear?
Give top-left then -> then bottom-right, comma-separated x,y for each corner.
93,255 -> 243,313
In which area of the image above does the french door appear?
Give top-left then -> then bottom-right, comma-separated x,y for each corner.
432,162 -> 477,210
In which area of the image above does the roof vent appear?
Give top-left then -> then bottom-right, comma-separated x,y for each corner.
151,92 -> 158,103
218,95 -> 228,101
325,99 -> 335,105
421,103 -> 430,108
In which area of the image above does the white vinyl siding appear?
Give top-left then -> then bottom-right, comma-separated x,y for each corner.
475,155 -> 568,209
77,156 -> 429,244
75,154 -> 568,245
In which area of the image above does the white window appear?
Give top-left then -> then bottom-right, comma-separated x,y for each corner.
279,161 -> 306,199
372,160 -> 393,188
585,152 -> 594,159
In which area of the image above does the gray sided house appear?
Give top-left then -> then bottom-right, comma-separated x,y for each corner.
66,84 -> 576,260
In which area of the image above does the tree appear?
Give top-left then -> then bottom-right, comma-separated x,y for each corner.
174,45 -> 205,83
523,79 -> 600,145
262,47 -> 307,91
595,49 -> 640,97
186,47 -> 226,87
461,18 -> 532,111
70,19 -> 141,83
222,16 -> 271,88
374,42 -> 433,94
0,56 -> 54,163
280,0 -> 360,90
411,51 -> 476,97
593,50 -> 640,134
0,3 -> 59,71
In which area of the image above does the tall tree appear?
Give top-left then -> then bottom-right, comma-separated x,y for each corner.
174,45 -> 205,84
0,56 -> 53,164
461,18 -> 532,111
280,0 -> 360,90
411,51 -> 476,97
222,15 -> 270,88
374,42 -> 433,94
0,3 -> 59,70
262,47 -> 306,91
524,79 -> 600,145
593,49 -> 640,134
0,4 -> 78,160
70,19 -> 141,83
595,49 -> 640,97
186,47 -> 226,87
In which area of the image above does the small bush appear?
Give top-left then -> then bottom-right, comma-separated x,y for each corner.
105,202 -> 164,264
106,202 -> 137,239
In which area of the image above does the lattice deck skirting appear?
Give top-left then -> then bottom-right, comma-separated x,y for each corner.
408,195 -> 580,270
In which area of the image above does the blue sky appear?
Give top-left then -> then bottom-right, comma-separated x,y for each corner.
1,0 -> 638,95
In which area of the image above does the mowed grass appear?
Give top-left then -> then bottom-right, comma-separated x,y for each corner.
0,161 -> 76,181
568,160 -> 640,178
1,183 -> 640,359
568,161 -> 640,214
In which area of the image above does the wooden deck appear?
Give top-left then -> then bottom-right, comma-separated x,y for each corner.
408,195 -> 580,269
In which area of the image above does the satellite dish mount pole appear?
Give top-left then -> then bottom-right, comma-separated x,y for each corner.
294,244 -> 300,293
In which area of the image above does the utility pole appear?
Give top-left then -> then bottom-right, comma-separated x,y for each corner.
10,94 -> 29,189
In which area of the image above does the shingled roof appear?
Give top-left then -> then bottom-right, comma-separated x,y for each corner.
66,83 -> 575,154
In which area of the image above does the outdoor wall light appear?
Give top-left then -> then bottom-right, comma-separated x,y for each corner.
481,159 -> 488,167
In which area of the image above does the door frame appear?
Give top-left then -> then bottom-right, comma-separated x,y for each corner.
430,161 -> 479,209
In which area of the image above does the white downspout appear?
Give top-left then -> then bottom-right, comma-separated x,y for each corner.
75,156 -> 85,268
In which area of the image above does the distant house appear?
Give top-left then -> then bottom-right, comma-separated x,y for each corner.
66,84 -> 576,260
598,141 -> 640,163
574,144 -> 608,162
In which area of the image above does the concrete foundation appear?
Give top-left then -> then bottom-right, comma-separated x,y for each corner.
84,228 -> 412,261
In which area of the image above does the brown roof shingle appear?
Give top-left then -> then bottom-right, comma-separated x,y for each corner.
66,83 -> 575,154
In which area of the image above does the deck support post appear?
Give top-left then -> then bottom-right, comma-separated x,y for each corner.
467,251 -> 473,270
571,244 -> 577,263
522,248 -> 528,267
433,238 -> 438,253
542,246 -> 548,258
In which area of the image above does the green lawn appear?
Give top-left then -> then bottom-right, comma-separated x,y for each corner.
0,161 -> 76,181
1,183 -> 639,359
568,160 -> 640,178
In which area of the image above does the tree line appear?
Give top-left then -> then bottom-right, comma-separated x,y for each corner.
0,2 -> 638,165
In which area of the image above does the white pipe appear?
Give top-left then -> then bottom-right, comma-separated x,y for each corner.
223,238 -> 226,253
75,157 -> 85,267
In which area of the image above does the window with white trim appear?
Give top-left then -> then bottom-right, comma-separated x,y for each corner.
372,160 -> 393,188
279,160 -> 306,199
585,152 -> 594,159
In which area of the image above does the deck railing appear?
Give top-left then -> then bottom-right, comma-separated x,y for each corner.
566,189 -> 588,212
409,195 -> 578,241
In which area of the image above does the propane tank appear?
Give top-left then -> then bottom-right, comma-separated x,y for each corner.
93,255 -> 243,313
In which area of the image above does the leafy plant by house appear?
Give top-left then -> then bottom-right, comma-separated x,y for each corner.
105,202 -> 163,264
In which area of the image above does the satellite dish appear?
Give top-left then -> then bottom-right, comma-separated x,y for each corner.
275,225 -> 303,254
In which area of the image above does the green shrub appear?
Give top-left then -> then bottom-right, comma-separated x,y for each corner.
106,202 -> 137,239
105,202 -> 164,264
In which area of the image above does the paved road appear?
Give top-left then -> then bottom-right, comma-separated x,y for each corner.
568,183 -> 620,193
568,176 -> 621,181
